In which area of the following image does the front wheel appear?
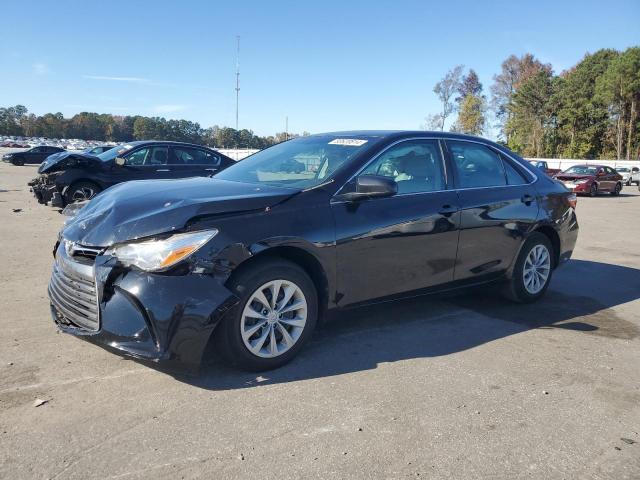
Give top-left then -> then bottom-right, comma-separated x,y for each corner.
64,181 -> 101,204
589,183 -> 598,197
504,233 -> 553,303
610,182 -> 622,196
216,258 -> 318,371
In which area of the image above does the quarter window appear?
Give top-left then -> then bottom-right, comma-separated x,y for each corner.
448,141 -> 506,188
503,157 -> 528,185
360,140 -> 445,194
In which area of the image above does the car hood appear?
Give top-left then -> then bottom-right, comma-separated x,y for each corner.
62,177 -> 299,246
38,152 -> 101,173
554,173 -> 594,181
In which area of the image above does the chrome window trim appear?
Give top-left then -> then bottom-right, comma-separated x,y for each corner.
334,137 -> 450,199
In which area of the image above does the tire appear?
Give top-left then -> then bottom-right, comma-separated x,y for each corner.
64,181 -> 101,204
610,182 -> 622,196
589,183 -> 598,197
626,180 -> 631,186
12,157 -> 24,166
215,258 -> 318,371
504,233 -> 554,303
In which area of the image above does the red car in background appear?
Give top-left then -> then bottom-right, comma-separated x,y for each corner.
554,164 -> 623,197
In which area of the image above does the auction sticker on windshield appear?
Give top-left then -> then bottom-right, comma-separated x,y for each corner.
328,139 -> 368,146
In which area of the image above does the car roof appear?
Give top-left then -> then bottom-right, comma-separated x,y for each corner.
313,130 -> 492,142
124,140 -> 214,148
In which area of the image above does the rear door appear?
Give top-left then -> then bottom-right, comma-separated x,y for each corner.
445,140 -> 539,282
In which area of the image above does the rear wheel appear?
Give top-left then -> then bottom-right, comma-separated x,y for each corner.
216,258 -> 318,371
610,182 -> 622,196
589,183 -> 598,197
504,233 -> 553,303
65,181 -> 101,204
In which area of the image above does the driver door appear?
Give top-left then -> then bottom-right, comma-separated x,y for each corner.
331,139 -> 460,307
110,146 -> 173,186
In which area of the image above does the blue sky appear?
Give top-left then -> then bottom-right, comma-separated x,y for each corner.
1,0 -> 638,137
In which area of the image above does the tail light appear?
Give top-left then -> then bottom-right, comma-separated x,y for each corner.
567,193 -> 577,209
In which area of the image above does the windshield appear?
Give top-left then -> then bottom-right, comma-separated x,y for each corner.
616,167 -> 629,172
214,135 -> 377,189
565,165 -> 598,175
97,144 -> 134,161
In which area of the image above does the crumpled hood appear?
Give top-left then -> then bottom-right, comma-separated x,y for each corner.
62,177 -> 298,246
554,173 -> 593,181
38,152 -> 101,173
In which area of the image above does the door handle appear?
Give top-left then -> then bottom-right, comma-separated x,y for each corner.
521,194 -> 534,205
156,169 -> 170,172
438,204 -> 457,215
205,168 -> 217,172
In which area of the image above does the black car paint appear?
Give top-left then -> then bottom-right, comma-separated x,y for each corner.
30,141 -> 235,206
3,146 -> 65,165
50,131 -> 579,369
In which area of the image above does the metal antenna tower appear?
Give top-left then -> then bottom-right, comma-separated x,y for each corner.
235,36 -> 240,131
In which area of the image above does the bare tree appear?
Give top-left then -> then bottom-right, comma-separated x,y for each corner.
433,65 -> 463,131
421,113 -> 443,131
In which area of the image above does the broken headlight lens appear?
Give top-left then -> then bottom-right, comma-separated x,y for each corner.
105,229 -> 218,271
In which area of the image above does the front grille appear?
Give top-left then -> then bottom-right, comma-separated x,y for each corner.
49,258 -> 99,331
69,244 -> 103,261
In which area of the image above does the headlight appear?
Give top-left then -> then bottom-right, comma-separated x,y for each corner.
105,229 -> 218,271
574,179 -> 589,184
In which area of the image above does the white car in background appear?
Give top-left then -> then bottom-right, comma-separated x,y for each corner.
616,167 -> 640,186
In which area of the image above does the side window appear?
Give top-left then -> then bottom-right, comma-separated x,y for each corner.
170,147 -> 219,165
125,147 -> 151,166
448,141 -> 506,188
32,147 -> 43,153
502,157 -> 528,185
361,139 -> 445,194
606,167 -> 615,175
125,146 -> 168,166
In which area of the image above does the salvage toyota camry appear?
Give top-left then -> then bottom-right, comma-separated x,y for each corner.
49,131 -> 579,371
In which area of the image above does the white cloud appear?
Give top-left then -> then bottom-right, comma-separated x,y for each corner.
82,75 -> 150,83
152,104 -> 188,113
33,63 -> 50,75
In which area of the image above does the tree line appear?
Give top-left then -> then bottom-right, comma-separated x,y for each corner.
426,46 -> 640,160
0,106 -> 300,149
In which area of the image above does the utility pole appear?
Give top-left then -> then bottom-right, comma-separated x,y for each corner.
285,116 -> 288,141
235,36 -> 240,131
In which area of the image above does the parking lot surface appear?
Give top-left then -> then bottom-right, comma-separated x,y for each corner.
1,158 -> 639,479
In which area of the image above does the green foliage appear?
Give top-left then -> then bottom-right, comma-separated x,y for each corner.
487,47 -> 640,159
0,108 -> 285,149
452,94 -> 485,135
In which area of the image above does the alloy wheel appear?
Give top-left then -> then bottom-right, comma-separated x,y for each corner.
523,244 -> 551,295
240,279 -> 307,358
71,186 -> 96,202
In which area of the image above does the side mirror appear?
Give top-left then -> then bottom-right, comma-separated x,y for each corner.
340,174 -> 398,201
115,157 -> 126,166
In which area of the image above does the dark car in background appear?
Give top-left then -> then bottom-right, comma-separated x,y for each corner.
2,145 -> 65,165
49,131 -> 579,371
554,164 -> 623,196
30,140 -> 235,207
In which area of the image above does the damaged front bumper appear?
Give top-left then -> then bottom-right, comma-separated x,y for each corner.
48,241 -> 240,369
29,175 -> 64,207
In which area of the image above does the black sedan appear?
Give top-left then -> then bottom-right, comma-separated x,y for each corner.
49,131 -> 579,371
30,140 -> 235,207
3,145 -> 65,165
